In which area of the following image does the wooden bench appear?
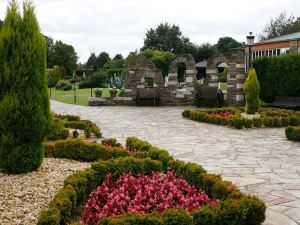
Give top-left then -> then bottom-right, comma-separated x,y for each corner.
136,88 -> 160,106
195,86 -> 224,107
267,96 -> 300,110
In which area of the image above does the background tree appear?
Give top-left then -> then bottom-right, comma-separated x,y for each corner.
0,19 -> 3,31
216,37 -> 242,53
50,40 -> 78,77
47,65 -> 61,87
142,22 -> 196,54
86,52 -> 97,69
96,52 -> 110,69
194,43 -> 218,62
260,12 -> 300,41
125,51 -> 139,69
0,0 -> 51,173
113,53 -> 124,61
44,35 -> 55,67
142,49 -> 175,77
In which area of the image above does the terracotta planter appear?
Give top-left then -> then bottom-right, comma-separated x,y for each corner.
95,92 -> 102,98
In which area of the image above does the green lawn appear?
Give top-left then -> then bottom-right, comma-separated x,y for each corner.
49,87 -> 111,106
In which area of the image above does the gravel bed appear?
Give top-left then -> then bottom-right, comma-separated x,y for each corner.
0,158 -> 90,225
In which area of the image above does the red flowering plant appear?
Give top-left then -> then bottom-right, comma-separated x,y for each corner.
81,171 -> 218,225
210,111 -> 234,118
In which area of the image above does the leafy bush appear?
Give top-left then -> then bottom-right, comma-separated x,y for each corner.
84,127 -> 92,138
0,2 -> 51,173
244,68 -> 260,114
253,118 -> 263,128
234,118 -> 244,129
44,139 -> 130,161
118,89 -> 125,97
56,80 -> 73,91
47,128 -> 69,141
263,117 -> 274,127
244,119 -> 253,128
285,126 -> 300,142
78,80 -> 90,89
253,53 -> 300,102
72,130 -> 79,138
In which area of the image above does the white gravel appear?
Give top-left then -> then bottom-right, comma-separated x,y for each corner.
0,158 -> 90,225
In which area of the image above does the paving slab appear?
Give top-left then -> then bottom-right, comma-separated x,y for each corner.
51,101 -> 300,225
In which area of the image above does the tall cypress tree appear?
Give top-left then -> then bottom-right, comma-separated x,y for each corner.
0,0 -> 51,173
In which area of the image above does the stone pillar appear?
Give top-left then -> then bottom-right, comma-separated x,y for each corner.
206,67 -> 219,87
227,63 -> 246,106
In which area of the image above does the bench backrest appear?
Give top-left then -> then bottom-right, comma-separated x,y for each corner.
199,87 -> 218,98
274,96 -> 300,104
137,88 -> 158,98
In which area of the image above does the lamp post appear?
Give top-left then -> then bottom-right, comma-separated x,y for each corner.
73,71 -> 77,103
246,32 -> 255,71
90,66 -> 94,97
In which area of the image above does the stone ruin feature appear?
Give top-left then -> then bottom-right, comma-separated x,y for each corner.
88,50 -> 246,107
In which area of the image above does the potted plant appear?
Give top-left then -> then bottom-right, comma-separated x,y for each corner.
109,88 -> 118,98
95,88 -> 103,97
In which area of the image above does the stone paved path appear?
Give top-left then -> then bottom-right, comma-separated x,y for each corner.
51,101 -> 300,225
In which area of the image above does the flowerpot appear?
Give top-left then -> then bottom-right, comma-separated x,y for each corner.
109,91 -> 117,98
95,92 -> 102,97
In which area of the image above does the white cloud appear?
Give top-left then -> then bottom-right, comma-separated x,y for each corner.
1,0 -> 299,62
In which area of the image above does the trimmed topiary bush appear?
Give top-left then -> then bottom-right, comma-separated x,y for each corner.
244,68 -> 260,114
0,1 -> 51,173
285,126 -> 300,142
253,118 -> 263,128
234,118 -> 244,129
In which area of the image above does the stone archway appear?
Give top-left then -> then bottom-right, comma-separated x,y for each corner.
205,49 -> 246,106
167,54 -> 196,90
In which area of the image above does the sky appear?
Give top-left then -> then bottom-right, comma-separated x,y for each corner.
1,0 -> 300,63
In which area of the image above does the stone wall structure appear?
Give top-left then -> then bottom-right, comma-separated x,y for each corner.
205,49 -> 246,106
89,50 -> 246,107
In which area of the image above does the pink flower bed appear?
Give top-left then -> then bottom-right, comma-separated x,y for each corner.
210,111 -> 234,118
81,171 -> 218,225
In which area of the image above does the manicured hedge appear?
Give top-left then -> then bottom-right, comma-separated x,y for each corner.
183,107 -> 300,129
38,137 -> 266,225
44,138 -> 130,161
285,126 -> 300,142
253,53 -> 300,102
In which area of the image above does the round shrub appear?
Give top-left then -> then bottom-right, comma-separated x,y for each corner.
56,80 -> 72,91
244,119 -> 253,128
244,68 -> 260,114
290,116 -> 300,126
72,130 -> 79,138
253,118 -> 263,128
274,117 -> 282,127
263,117 -> 274,127
182,110 -> 191,118
0,2 -> 51,173
78,80 -> 90,89
281,117 -> 291,127
84,127 -> 92,138
234,118 -> 244,129
285,126 -> 300,142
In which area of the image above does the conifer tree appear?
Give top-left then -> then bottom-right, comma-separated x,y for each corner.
0,0 -> 51,173
244,68 -> 260,114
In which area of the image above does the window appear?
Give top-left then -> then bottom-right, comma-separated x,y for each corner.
276,49 -> 280,56
145,77 -> 154,88
177,63 -> 186,83
269,50 -> 272,57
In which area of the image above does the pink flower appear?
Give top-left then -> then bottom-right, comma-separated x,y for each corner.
81,171 -> 218,225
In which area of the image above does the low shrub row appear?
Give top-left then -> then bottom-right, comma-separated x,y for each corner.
183,107 -> 300,129
38,137 -> 266,225
285,126 -> 300,142
48,114 -> 102,140
44,138 -> 130,161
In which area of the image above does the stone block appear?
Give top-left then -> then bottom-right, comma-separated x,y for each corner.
186,70 -> 195,74
168,73 -> 177,77
211,75 -> 218,80
236,94 -> 245,101
236,74 -> 246,80
209,83 -> 218,87
176,93 -> 185,98
125,89 -> 133,93
186,77 -> 193,83
168,81 -> 177,86
206,69 -> 217,74
141,77 -> 145,82
236,64 -> 245,69
129,70 -> 135,74
236,83 -> 244,89
137,85 -> 145,88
